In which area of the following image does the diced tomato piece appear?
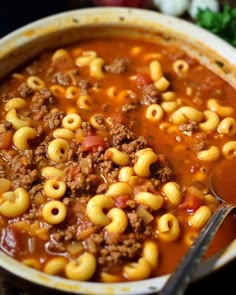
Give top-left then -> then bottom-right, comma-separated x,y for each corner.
136,73 -> 152,87
81,135 -> 107,152
108,113 -> 128,125
179,194 -> 203,212
0,131 -> 12,150
115,195 -> 130,209
1,226 -> 21,256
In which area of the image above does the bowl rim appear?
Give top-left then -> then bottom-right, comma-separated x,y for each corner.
0,6 -> 236,83
0,6 -> 236,295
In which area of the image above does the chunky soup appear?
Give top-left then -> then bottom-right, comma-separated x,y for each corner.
0,34 -> 236,282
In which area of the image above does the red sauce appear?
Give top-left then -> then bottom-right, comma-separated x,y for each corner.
210,158 -> 236,203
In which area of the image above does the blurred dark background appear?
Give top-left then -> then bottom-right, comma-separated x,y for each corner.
0,0 -> 234,38
0,0 -> 93,38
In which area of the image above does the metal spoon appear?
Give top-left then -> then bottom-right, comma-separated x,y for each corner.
158,158 -> 236,295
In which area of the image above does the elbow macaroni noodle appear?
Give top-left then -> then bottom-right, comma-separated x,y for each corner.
47,138 -> 70,163
89,113 -> 106,130
162,182 -> 182,207
53,128 -> 75,140
22,258 -> 41,270
65,252 -> 96,281
105,182 -> 132,197
217,117 -> 236,136
154,77 -> 170,92
146,104 -> 164,122
0,178 -> 11,195
26,76 -> 45,91
6,108 -> 30,129
118,166 -> 134,182
222,141 -> 236,158
62,113 -> 82,130
75,50 -> 97,67
171,106 -> 203,125
172,59 -> 189,75
105,207 -> 128,234
0,188 -> 30,218
77,94 -> 92,110
199,110 -> 220,132
90,57 -> 105,80
135,192 -> 164,210
13,127 -> 37,151
188,206 -> 212,229
142,240 -> 159,269
134,148 -> 158,178
41,167 -> 65,179
43,179 -> 67,199
4,98 -> 27,111
123,258 -> 152,280
86,194 -> 115,226
52,48 -> 69,61
149,60 -> 163,82
106,147 -> 129,166
207,98 -> 234,117
157,213 -> 180,242
50,85 -> 65,98
42,200 -> 67,224
65,86 -> 80,100
197,145 -> 220,162
43,257 -> 67,275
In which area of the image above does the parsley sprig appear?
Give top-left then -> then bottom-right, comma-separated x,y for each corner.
196,5 -> 236,47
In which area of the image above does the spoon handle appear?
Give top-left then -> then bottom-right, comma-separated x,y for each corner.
158,202 -> 236,295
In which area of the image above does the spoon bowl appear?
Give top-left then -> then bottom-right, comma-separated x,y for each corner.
159,159 -> 236,295
209,158 -> 236,204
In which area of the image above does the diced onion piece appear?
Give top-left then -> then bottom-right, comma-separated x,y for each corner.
136,206 -> 154,224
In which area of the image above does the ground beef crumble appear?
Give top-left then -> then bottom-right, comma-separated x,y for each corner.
8,152 -> 39,190
98,235 -> 142,267
31,88 -> 56,110
179,120 -> 198,136
18,82 -> 33,98
141,84 -> 161,105
109,122 -> 136,145
43,111 -> 65,130
104,57 -> 131,74
52,72 -> 71,87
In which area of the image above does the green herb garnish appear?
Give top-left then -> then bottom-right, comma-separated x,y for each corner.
196,5 -> 236,47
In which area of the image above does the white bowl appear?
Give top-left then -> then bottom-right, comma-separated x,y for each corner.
0,7 -> 236,295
